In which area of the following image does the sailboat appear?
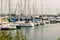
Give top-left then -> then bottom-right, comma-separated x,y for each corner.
0,0 -> 8,23
32,0 -> 45,26
17,0 -> 34,27
7,1 -> 18,22
0,0 -> 16,30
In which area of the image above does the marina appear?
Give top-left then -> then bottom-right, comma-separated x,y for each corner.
0,15 -> 60,40
0,0 -> 60,40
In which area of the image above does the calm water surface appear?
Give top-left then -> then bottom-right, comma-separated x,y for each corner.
21,23 -> 60,40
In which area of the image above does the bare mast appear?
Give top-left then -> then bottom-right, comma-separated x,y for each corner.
1,0 -> 2,16
20,0 -> 26,18
40,0 -> 43,15
14,0 -> 18,15
23,0 -> 26,16
9,0 -> 11,17
27,0 -> 30,16
0,0 -> 2,23
33,0 -> 36,16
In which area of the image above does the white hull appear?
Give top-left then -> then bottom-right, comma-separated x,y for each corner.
20,23 -> 34,27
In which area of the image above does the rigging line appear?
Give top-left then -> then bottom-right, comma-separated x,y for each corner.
14,0 -> 19,14
33,0 -> 36,16
0,0 -> 2,23
17,0 -> 26,16
28,0 -> 31,16
1,0 -> 2,16
40,0 -> 43,15
23,0 -> 26,12
9,0 -> 11,17
17,0 -> 22,14
21,0 -> 26,14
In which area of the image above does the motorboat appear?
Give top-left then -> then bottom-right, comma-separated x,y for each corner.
0,16 -> 8,23
0,24 -> 16,31
18,21 -> 34,27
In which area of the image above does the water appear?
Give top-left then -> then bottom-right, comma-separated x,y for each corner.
21,23 -> 60,40
0,23 -> 60,40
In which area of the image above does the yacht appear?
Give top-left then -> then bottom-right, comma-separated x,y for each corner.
19,21 -> 34,27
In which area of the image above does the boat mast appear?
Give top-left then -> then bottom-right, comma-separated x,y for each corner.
14,0 -> 18,16
40,0 -> 44,40
1,0 -> 2,17
20,0 -> 26,18
20,0 -> 23,18
40,0 -> 44,23
23,0 -> 26,16
33,1 -> 36,16
40,0 -> 43,15
27,0 -> 30,16
0,0 -> 2,23
9,0 -> 11,18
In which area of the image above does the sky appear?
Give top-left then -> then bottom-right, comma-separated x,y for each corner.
0,0 -> 60,15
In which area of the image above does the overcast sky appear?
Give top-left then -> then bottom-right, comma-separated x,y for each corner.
0,0 -> 60,15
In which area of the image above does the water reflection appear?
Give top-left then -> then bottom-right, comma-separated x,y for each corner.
21,23 -> 60,40
21,27 -> 31,40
